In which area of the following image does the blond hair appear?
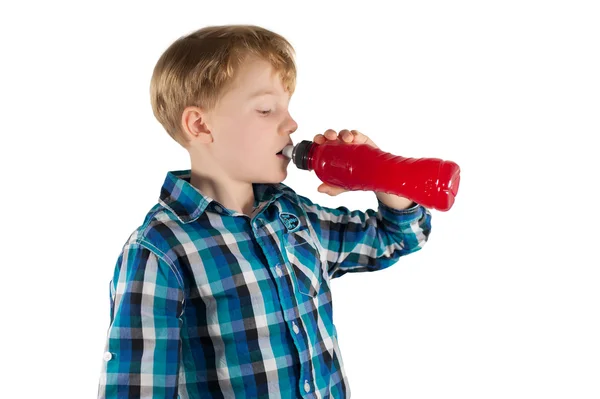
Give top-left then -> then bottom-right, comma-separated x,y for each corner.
150,25 -> 297,147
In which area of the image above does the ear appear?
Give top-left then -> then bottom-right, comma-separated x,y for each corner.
181,106 -> 213,143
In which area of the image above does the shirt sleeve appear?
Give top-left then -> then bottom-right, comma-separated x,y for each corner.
98,242 -> 184,399
297,194 -> 432,280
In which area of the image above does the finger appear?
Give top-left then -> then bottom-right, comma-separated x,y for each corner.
317,183 -> 330,193
318,183 -> 347,196
340,129 -> 354,143
327,186 -> 347,196
324,129 -> 338,140
313,134 -> 326,144
350,130 -> 369,145
351,130 -> 379,148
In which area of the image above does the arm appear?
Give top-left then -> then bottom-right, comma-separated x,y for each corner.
298,193 -> 432,280
375,191 -> 415,210
98,243 -> 184,399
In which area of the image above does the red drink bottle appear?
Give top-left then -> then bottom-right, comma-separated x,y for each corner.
282,140 -> 461,211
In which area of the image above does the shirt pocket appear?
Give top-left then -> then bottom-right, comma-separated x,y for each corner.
284,227 -> 323,298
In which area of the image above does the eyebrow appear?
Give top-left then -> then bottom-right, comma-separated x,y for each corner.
248,89 -> 276,99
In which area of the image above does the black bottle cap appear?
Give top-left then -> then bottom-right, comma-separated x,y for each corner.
293,140 -> 314,170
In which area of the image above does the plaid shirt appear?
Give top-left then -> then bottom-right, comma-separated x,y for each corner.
98,169 -> 432,399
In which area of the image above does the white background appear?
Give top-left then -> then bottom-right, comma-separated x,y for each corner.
1,0 -> 599,398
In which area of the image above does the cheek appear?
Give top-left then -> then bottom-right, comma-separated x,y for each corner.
237,122 -> 269,148
216,115 -> 269,155
220,130 -> 261,160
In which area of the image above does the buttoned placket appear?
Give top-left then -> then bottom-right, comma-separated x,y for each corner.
251,206 -> 315,397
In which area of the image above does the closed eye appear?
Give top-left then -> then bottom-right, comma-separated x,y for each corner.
257,110 -> 272,116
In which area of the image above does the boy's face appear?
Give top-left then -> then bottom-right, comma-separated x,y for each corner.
197,56 -> 298,185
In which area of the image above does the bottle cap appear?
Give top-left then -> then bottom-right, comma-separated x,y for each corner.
291,140 -> 313,170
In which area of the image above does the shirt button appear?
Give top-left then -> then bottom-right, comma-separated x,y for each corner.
276,266 -> 283,277
214,205 -> 222,213
103,352 -> 113,361
304,380 -> 311,393
293,322 -> 300,334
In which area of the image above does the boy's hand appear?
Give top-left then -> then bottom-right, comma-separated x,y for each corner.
312,129 -> 379,196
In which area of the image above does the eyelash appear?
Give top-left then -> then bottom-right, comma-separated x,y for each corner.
257,109 -> 272,116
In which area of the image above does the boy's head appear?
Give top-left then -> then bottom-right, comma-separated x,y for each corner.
150,25 -> 299,185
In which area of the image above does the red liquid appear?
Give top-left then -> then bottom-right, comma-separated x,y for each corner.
304,141 -> 460,211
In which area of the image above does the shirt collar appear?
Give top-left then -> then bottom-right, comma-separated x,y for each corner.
158,169 -> 294,223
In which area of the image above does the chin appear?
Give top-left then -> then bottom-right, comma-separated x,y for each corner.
271,173 -> 287,184
257,170 -> 287,184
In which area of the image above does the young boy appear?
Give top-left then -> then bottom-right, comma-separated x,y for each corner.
98,25 -> 432,399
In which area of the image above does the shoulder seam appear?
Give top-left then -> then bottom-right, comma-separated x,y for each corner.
129,240 -> 186,318
126,240 -> 185,292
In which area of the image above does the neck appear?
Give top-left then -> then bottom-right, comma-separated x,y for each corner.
189,167 -> 255,216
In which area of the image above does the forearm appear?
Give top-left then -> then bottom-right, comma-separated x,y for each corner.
375,191 -> 415,210
100,244 -> 184,398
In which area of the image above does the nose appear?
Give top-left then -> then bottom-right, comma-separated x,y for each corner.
288,123 -> 298,135
285,112 -> 298,135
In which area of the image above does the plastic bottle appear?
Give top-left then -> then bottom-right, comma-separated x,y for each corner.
282,140 -> 460,211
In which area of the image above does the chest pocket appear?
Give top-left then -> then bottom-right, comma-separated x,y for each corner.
284,226 -> 323,298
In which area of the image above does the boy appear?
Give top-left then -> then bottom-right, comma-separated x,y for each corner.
98,25 -> 432,399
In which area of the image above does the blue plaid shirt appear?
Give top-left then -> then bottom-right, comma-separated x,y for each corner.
98,169 -> 432,398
